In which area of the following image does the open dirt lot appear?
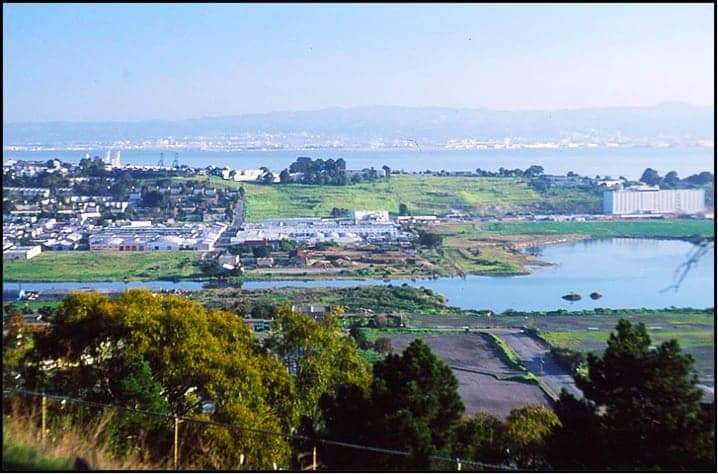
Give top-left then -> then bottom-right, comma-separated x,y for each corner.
388,333 -> 551,418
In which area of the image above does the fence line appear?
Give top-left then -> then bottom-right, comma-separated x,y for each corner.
3,387 -> 516,471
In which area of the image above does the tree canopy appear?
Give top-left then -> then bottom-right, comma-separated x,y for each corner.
552,319 -> 715,469
22,290 -> 296,468
319,339 -> 464,469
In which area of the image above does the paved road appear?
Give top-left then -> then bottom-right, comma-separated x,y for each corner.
215,199 -> 245,249
232,198 -> 245,228
488,328 -> 583,400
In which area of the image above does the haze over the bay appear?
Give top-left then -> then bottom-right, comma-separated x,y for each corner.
2,103 -> 714,150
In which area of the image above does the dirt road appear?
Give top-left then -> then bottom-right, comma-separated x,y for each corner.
489,328 -> 583,400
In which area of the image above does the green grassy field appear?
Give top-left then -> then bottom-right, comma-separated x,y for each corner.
187,176 -> 600,221
3,251 -> 203,282
511,310 -> 715,380
2,438 -> 73,471
479,219 -> 715,239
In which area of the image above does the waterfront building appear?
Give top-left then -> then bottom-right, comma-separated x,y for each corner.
603,188 -> 705,215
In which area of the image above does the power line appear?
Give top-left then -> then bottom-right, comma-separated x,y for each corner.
3,388 -> 516,471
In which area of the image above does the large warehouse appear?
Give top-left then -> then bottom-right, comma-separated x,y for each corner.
603,187 -> 706,215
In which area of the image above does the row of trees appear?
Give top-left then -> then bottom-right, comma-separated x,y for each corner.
640,168 -> 714,189
278,157 -> 388,186
3,291 -> 714,469
475,165 -> 545,178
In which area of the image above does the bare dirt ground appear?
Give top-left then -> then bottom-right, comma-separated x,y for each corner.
388,333 -> 551,418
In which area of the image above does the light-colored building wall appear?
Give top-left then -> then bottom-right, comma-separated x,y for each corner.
3,245 -> 42,260
604,189 -> 705,215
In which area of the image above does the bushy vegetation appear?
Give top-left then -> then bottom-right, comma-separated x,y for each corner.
640,167 -> 714,190
6,291 -> 365,469
4,294 -> 714,470
279,156 -> 385,185
550,320 -> 715,469
195,285 -> 456,317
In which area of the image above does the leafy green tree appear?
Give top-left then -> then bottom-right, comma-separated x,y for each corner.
502,405 -> 560,468
373,337 -> 393,354
23,290 -> 296,468
552,319 -> 715,469
264,304 -> 370,422
329,207 -> 349,218
252,246 -> 270,258
2,314 -> 36,390
399,203 -> 410,216
547,392 -> 604,468
523,165 -> 544,178
349,326 -> 371,350
320,339 -> 464,469
260,168 -> 275,184
140,190 -> 167,208
640,167 -> 661,186
450,413 -> 506,465
661,170 -> 680,188
110,171 -> 134,199
684,171 -> 714,186
382,165 -> 391,180
418,231 -> 443,248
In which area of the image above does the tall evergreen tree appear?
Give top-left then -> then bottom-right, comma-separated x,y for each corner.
551,319 -> 715,470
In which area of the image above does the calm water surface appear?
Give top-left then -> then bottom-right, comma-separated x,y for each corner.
4,147 -> 714,179
4,239 -> 714,312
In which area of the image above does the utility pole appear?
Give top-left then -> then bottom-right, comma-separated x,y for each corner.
173,416 -> 181,469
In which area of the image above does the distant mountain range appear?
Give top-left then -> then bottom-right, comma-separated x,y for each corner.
3,103 -> 713,147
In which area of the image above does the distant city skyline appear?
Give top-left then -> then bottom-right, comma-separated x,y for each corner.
3,3 -> 714,123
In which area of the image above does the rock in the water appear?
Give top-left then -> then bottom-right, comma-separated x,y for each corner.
590,292 -> 603,300
562,292 -> 582,301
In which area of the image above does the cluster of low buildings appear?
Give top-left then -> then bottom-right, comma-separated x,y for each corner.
2,158 -> 72,178
89,221 -> 227,251
5,186 -> 130,220
230,210 -> 412,246
3,215 -> 94,254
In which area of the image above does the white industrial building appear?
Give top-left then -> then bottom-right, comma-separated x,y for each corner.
230,217 -> 410,246
353,210 -> 390,223
89,222 -> 227,251
603,187 -> 706,215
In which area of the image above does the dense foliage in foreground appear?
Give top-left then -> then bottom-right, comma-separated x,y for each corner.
3,291 -> 715,469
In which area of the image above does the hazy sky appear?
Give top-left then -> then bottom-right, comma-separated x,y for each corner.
3,3 -> 714,123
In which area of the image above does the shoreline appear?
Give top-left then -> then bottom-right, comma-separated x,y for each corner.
2,233 -> 712,284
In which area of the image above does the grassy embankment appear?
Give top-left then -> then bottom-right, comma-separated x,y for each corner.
493,308 -> 715,380
180,175 -> 601,221
2,250 -> 203,282
421,222 -> 536,276
484,333 -> 538,384
479,219 -> 715,239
